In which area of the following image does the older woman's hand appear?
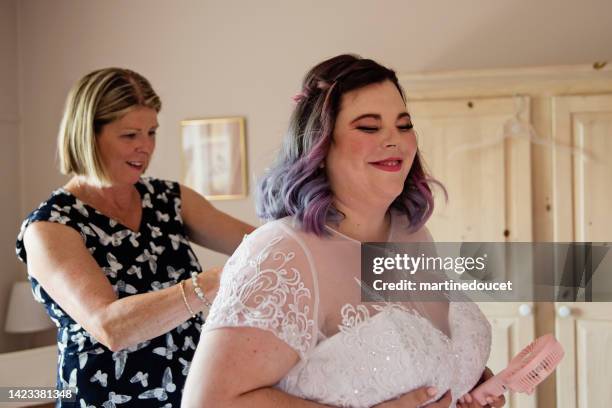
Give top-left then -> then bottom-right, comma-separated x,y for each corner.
375,387 -> 452,408
197,265 -> 223,302
457,367 -> 505,408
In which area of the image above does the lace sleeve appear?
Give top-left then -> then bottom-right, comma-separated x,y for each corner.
203,221 -> 319,359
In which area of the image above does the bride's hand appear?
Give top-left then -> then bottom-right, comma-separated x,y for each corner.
457,367 -> 505,408
374,387 -> 452,407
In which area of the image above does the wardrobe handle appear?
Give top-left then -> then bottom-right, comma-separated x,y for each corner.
558,305 -> 572,318
518,304 -> 532,316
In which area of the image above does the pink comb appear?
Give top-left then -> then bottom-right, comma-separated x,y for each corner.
471,334 -> 565,405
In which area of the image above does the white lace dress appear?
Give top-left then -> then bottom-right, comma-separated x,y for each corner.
204,213 -> 491,407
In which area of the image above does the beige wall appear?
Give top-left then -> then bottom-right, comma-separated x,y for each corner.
15,0 -> 612,266
2,0 -> 612,352
0,0 -> 23,352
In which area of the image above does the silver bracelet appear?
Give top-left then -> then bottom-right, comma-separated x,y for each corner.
191,271 -> 213,307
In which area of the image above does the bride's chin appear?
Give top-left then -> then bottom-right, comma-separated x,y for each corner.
378,187 -> 405,203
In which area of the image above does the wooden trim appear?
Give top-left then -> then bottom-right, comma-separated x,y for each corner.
399,64 -> 612,100
507,96 -> 533,242
551,96 -> 575,242
400,63 -> 611,82
555,302 -> 578,408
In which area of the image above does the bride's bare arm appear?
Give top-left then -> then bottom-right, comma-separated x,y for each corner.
181,327 -> 332,407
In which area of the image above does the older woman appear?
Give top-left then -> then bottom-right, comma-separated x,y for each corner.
15,68 -> 254,407
182,55 -> 504,408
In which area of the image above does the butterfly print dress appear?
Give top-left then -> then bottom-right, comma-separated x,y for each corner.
16,177 -> 203,407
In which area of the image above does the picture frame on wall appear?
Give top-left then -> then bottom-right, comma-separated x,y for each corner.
180,116 -> 248,200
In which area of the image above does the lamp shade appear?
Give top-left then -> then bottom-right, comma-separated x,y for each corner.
4,281 -> 54,333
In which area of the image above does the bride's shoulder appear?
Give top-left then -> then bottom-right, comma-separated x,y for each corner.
236,216 -> 312,256
244,216 -> 301,240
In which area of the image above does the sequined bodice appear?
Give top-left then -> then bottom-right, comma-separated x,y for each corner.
278,303 -> 490,407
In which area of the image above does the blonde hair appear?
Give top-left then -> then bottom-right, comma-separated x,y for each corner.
58,68 -> 162,187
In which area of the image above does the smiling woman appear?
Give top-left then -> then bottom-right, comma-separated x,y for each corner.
97,106 -> 158,176
182,55 -> 503,408
326,80 -> 418,236
15,68 -> 254,407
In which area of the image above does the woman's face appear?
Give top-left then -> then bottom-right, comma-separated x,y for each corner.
96,106 -> 158,186
326,80 -> 417,209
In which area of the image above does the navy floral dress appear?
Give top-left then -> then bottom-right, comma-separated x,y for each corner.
16,177 -> 204,408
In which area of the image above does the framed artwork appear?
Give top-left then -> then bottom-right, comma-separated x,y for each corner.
180,116 -> 248,200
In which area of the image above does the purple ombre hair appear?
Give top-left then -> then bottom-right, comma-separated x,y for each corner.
257,54 -> 444,235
